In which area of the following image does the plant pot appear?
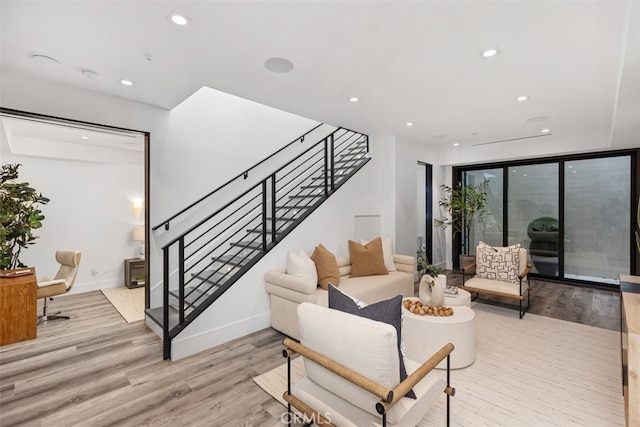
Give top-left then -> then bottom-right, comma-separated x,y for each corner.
419,275 -> 445,306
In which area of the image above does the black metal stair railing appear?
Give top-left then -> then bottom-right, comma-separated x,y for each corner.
148,127 -> 370,359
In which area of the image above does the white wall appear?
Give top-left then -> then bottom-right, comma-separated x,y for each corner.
0,152 -> 144,291
0,72 -> 452,360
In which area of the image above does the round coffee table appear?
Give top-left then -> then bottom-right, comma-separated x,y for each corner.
444,287 -> 471,307
402,297 -> 475,369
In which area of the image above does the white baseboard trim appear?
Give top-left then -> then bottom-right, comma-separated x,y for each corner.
170,312 -> 272,361
69,279 -> 122,294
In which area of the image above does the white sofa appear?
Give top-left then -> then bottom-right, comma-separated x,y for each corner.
264,254 -> 415,339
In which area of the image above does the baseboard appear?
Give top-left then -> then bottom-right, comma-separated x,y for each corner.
170,312 -> 272,361
69,279 -> 122,294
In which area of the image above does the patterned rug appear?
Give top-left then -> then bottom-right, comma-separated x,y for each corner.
101,286 -> 145,323
253,302 -> 624,426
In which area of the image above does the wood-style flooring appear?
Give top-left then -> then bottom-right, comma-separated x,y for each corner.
0,277 -> 621,426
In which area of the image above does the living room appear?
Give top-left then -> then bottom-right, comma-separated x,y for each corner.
1,1 -> 639,425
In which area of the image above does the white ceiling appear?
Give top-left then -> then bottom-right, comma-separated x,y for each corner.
1,0 -> 639,152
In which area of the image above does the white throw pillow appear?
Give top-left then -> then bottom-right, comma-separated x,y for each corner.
360,236 -> 397,272
286,249 -> 318,287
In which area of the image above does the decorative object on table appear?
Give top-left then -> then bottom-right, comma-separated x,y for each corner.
418,273 -> 445,306
132,225 -> 145,259
436,179 -> 489,268
403,298 -> 454,316
0,163 -> 50,270
527,216 -> 559,276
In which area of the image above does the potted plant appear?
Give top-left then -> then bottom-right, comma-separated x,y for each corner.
0,163 -> 49,270
527,216 -> 559,276
436,179 -> 489,268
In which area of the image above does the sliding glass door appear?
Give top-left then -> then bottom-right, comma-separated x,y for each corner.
465,168 -> 503,253
508,164 -> 559,277
458,150 -> 636,286
564,156 -> 631,283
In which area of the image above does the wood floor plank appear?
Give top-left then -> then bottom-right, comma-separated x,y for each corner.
0,279 -> 623,427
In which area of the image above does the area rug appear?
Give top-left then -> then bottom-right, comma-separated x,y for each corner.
101,286 -> 145,323
254,303 -> 625,426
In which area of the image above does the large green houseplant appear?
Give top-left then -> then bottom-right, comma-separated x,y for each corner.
0,163 -> 49,270
436,179 -> 489,261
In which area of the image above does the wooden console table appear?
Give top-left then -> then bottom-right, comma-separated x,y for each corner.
620,274 -> 640,427
0,268 -> 37,346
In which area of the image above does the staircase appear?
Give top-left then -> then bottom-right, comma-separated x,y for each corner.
148,125 -> 371,359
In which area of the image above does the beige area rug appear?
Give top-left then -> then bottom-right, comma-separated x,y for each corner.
101,286 -> 145,323
254,303 -> 625,426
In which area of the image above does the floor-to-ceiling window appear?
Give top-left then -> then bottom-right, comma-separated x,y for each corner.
564,156 -> 631,284
465,168 -> 503,253
508,163 -> 559,277
455,150 -> 637,287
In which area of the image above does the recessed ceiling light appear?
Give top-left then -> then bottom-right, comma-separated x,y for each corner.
349,97 -> 359,102
541,128 -> 550,133
82,69 -> 101,80
30,54 -> 61,64
264,57 -> 294,73
523,173 -> 528,177
406,122 -> 414,127
527,116 -> 550,123
568,165 -> 573,169
453,142 -> 460,146
80,136 -> 89,140
572,170 -> 577,174
120,79 -> 134,86
516,95 -> 529,102
169,13 -> 189,25
481,48 -> 499,58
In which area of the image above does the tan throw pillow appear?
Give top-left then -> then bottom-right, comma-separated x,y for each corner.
348,237 -> 388,277
310,244 -> 340,289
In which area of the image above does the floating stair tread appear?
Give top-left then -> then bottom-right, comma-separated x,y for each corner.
169,285 -> 217,307
288,194 -> 324,199
213,254 -> 251,266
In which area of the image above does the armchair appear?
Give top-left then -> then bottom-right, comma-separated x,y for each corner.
461,242 -> 531,318
37,250 -> 82,322
282,302 -> 455,426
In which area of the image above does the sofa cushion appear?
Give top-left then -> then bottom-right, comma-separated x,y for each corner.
286,249 -> 317,288
348,238 -> 388,277
328,285 -> 415,399
311,244 -> 340,289
360,236 -> 397,272
476,241 -> 520,283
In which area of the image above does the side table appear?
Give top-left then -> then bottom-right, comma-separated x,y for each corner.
402,297 -> 475,369
124,258 -> 146,288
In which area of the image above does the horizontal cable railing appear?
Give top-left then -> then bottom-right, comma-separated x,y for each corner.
153,126 -> 370,359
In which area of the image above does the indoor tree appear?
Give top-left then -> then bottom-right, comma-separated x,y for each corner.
0,163 -> 49,270
436,179 -> 489,257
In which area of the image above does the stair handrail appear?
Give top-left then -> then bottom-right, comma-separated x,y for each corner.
158,127 -> 363,250
152,122 -> 325,232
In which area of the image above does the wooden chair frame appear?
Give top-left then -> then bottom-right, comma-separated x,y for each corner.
281,337 -> 455,427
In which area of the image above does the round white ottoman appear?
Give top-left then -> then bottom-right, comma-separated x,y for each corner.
402,298 -> 475,369
444,288 -> 472,307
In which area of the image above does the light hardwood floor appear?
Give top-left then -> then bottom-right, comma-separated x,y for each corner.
0,278 -> 621,426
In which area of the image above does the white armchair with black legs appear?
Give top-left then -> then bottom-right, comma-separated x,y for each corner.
461,241 -> 532,318
282,302 -> 455,426
36,250 -> 82,323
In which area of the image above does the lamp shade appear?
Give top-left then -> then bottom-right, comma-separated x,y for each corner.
132,226 -> 145,242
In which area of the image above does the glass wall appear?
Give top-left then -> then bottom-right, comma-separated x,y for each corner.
457,151 -> 635,286
508,164 -> 559,276
564,156 -> 631,283
465,168 -> 503,254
